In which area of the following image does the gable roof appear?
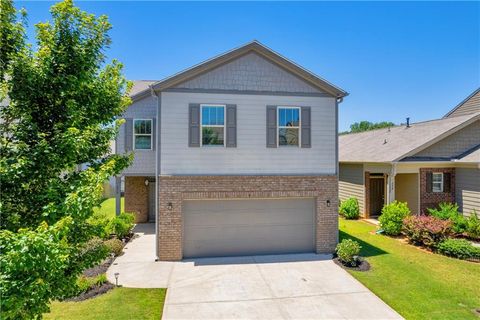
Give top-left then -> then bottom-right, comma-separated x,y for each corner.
130,41 -> 348,101
443,87 -> 480,118
339,112 -> 480,163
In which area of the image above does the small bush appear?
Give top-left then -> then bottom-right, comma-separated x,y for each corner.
428,202 -> 467,234
437,239 -> 480,260
75,273 -> 108,295
378,201 -> 411,235
104,238 -> 124,256
336,239 -> 361,266
106,212 -> 135,239
466,211 -> 480,240
339,198 -> 360,219
88,214 -> 111,239
403,215 -> 452,248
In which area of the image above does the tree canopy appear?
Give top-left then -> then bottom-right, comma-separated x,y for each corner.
341,120 -> 395,135
0,0 -> 132,318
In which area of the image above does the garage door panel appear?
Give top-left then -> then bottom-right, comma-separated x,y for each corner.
183,198 -> 315,258
184,223 -> 314,240
185,210 -> 314,227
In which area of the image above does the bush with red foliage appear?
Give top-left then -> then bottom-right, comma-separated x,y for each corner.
403,215 -> 452,248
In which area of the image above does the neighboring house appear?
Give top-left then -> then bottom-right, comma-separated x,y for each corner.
339,88 -> 480,218
115,41 -> 348,261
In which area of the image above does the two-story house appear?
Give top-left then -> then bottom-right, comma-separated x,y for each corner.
115,41 -> 348,261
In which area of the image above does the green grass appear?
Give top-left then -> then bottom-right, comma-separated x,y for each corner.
340,219 -> 480,319
93,197 -> 124,219
44,288 -> 166,320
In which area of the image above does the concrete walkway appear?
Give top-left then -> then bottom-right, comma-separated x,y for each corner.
107,224 -> 403,319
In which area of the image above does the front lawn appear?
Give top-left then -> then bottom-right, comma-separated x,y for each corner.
340,219 -> 480,319
44,288 -> 166,320
93,197 -> 124,219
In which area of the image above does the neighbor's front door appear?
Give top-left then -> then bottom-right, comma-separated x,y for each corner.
369,178 -> 385,217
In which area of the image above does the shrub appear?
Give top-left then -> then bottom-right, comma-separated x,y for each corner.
378,201 -> 411,235
88,214 -> 111,239
437,239 -> 480,260
336,239 -> 361,266
339,198 -> 360,219
428,202 -> 467,234
106,212 -> 135,239
75,274 -> 108,295
466,211 -> 480,240
403,215 -> 452,248
104,238 -> 124,256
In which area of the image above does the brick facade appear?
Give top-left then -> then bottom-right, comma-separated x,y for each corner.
157,175 -> 338,261
419,168 -> 455,214
124,176 -> 149,223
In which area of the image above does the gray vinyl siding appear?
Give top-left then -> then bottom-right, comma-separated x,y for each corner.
413,120 -> 480,158
446,90 -> 480,118
456,168 -> 480,216
117,95 -> 157,175
172,53 -> 323,95
160,91 -> 336,175
339,163 -> 365,214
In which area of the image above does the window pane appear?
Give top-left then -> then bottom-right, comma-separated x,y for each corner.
279,108 -> 286,126
432,182 -> 442,193
202,106 -> 224,125
279,128 -> 299,146
432,174 -> 443,183
202,108 -> 209,125
202,127 -> 224,145
292,109 -> 299,126
135,135 -> 152,149
217,107 -> 224,125
145,120 -> 151,134
134,120 -> 142,134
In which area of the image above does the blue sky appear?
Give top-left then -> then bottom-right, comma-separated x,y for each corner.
17,1 -> 480,131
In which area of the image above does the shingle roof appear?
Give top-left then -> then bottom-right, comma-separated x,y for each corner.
130,80 -> 157,97
456,147 -> 480,163
339,112 -> 480,163
129,40 -> 348,102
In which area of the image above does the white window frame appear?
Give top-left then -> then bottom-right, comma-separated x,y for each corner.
277,106 -> 301,147
432,172 -> 444,193
200,104 -> 226,147
133,118 -> 153,150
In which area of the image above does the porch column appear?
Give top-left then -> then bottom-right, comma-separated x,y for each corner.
115,176 -> 121,216
387,164 -> 397,203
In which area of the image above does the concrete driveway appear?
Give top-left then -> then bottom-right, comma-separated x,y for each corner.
108,224 -> 402,319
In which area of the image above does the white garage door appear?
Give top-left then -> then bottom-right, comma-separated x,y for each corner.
183,198 -> 315,258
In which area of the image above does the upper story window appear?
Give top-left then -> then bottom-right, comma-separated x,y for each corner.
134,119 -> 152,150
432,172 -> 444,193
278,107 -> 300,146
201,105 -> 225,146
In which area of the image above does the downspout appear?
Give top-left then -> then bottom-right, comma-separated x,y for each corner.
150,86 -> 160,261
389,162 -> 397,203
335,96 -> 343,176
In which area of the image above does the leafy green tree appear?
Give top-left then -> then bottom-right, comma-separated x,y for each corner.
348,120 -> 395,133
0,0 -> 132,318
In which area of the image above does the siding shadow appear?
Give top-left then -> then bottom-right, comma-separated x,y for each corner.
185,253 -> 332,266
339,230 -> 388,258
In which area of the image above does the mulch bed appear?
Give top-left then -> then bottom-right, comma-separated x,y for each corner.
333,257 -> 371,271
64,232 -> 137,302
65,282 -> 115,302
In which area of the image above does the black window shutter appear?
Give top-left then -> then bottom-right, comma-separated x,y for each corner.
426,172 -> 433,193
226,104 -> 237,148
301,107 -> 311,148
125,118 -> 133,151
266,105 -> 277,148
444,173 -> 451,193
189,104 -> 200,147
